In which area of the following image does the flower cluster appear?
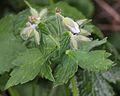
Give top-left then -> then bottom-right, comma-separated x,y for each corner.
20,7 -> 47,45
20,7 -> 91,48
55,8 -> 91,49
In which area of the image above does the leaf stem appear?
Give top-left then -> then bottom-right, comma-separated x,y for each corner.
8,87 -> 20,96
32,81 -> 36,96
71,76 -> 79,96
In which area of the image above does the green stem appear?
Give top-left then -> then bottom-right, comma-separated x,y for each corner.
49,87 -> 57,96
8,87 -> 20,96
48,35 -> 60,49
32,81 -> 36,96
71,76 -> 79,96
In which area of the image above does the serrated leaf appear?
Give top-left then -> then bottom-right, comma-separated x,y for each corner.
79,71 -> 115,96
39,63 -> 55,82
5,49 -> 46,89
102,67 -> 120,83
0,15 -> 26,74
79,38 -> 107,51
66,50 -> 113,71
54,56 -> 78,86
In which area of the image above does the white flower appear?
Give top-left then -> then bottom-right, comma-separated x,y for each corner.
25,0 -> 47,20
29,8 -> 48,24
63,17 -> 80,34
69,32 -> 91,49
20,22 -> 40,45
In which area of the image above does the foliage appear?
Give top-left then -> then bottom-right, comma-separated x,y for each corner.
0,1 -> 120,96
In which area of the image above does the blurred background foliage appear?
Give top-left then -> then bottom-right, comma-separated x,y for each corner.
0,0 -> 120,96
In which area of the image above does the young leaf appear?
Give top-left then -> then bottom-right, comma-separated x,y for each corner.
66,50 -> 113,71
54,56 -> 78,87
5,49 -> 46,89
0,15 -> 26,74
79,71 -> 115,96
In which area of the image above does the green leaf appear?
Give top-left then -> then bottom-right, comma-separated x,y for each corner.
54,56 -> 78,86
78,0 -> 94,17
39,63 -> 55,82
5,49 -> 46,89
65,0 -> 94,18
66,50 -> 113,71
102,67 -> 120,83
79,71 -> 115,96
79,38 -> 107,51
0,15 -> 26,74
92,25 -> 104,39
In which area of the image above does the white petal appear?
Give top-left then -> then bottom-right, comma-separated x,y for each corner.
63,17 -> 76,27
63,17 -> 80,33
30,7 -> 39,17
34,30 -> 40,45
39,8 -> 48,19
76,35 -> 91,42
70,34 -> 78,49
76,19 -> 87,25
79,29 -> 91,36
76,19 -> 92,25
20,27 -> 33,40
31,24 -> 37,29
